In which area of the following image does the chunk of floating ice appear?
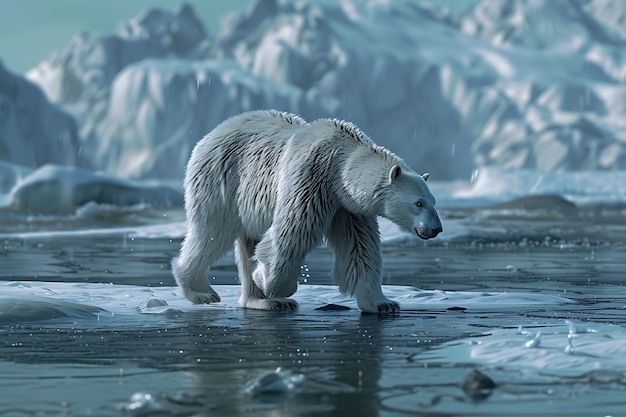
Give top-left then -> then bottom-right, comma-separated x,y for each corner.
120,391 -> 200,415
140,298 -> 169,309
138,298 -> 181,314
524,331 -> 541,348
243,367 -> 305,395
123,392 -> 160,412
243,367 -> 355,396
0,297 -> 110,323
415,321 -> 626,377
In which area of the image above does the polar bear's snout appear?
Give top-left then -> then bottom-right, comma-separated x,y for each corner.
415,225 -> 442,240
415,209 -> 443,240
415,224 -> 442,240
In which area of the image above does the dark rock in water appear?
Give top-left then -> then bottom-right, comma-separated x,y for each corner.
315,303 -> 351,311
461,369 -> 496,401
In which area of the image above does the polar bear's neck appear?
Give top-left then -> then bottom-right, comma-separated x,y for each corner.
335,139 -> 401,217
302,118 -> 402,216
340,147 -> 396,215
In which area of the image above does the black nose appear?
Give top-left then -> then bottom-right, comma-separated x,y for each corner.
432,227 -> 443,237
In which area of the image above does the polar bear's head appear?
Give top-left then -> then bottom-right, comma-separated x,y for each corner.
382,165 -> 442,240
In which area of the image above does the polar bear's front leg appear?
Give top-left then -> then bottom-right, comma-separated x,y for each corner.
234,236 -> 298,311
249,195 -> 329,310
327,209 -> 400,313
244,264 -> 298,311
246,231 -> 300,311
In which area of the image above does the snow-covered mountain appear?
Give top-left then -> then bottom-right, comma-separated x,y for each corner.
18,0 -> 626,180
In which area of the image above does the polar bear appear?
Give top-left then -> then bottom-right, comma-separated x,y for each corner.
172,110 -> 442,313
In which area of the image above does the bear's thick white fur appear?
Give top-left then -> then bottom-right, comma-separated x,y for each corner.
172,110 -> 442,313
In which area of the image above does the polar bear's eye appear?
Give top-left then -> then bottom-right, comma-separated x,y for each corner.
415,201 -> 424,208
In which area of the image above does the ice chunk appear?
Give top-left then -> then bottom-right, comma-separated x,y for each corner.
415,321 -> 626,376
0,297 -> 109,323
120,391 -> 201,416
243,367 -> 354,396
138,298 -> 182,314
5,163 -> 182,213
243,368 -> 305,395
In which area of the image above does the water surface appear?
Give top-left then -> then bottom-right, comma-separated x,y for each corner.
1,206 -> 625,416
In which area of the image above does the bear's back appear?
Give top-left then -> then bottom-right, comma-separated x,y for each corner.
187,110 -> 304,176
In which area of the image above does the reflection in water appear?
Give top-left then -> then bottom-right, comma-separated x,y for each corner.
169,310 -> 394,416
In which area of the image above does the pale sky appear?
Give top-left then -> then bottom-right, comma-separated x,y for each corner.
0,0 -> 253,73
0,0 -> 474,74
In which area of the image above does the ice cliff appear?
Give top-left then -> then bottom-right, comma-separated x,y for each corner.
18,0 -> 626,180
0,60 -> 81,169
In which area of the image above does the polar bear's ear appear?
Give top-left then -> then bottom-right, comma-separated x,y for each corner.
388,165 -> 402,184
422,173 -> 430,182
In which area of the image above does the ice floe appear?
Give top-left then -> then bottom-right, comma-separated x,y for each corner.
414,321 -> 626,376
0,281 -> 574,325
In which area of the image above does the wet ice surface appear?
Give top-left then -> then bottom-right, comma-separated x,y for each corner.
1,204 -> 626,416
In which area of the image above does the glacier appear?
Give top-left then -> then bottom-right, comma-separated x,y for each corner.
5,0 -> 624,182
0,61 -> 82,169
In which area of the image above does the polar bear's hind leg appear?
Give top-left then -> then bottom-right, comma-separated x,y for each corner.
172,221 -> 231,304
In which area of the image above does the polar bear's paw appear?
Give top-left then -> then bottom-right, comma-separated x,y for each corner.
376,300 -> 400,313
242,297 -> 298,311
358,297 -> 400,314
185,288 -> 221,304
